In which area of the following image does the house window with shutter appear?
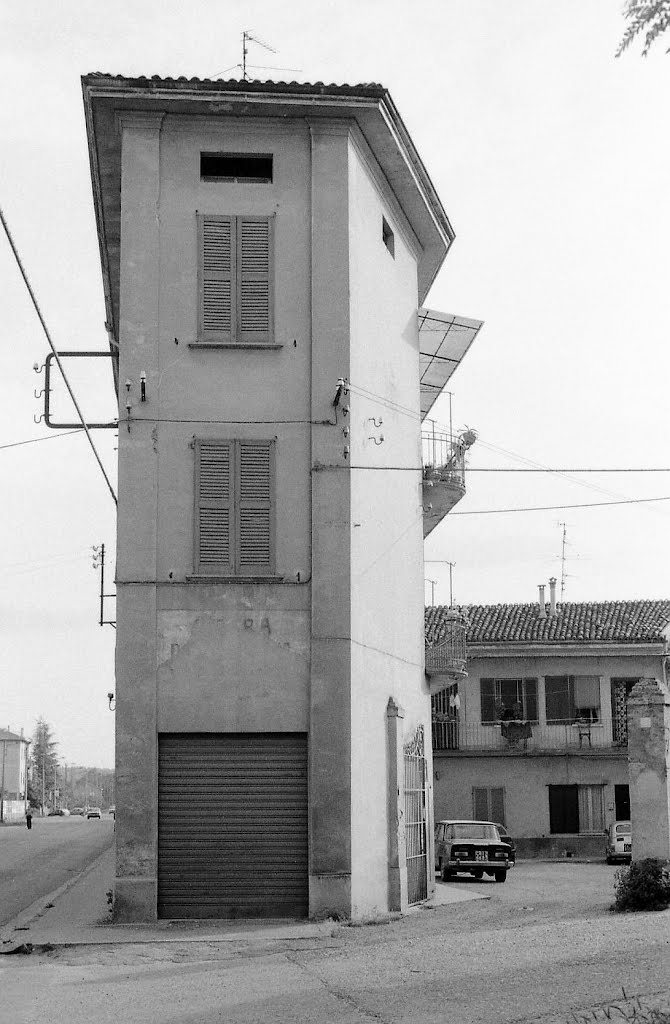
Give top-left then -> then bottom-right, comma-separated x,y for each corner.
545,676 -> 601,724
197,214 -> 274,345
480,678 -> 538,724
194,438 -> 275,576
473,786 -> 506,826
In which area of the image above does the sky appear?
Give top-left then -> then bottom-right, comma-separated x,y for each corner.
1,1 -> 669,768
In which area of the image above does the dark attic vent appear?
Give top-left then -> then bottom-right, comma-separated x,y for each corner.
201,153 -> 273,183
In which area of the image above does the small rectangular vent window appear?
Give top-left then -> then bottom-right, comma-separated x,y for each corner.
382,216 -> 395,257
201,153 -> 273,183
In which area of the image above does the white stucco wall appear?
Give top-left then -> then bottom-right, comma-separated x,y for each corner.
346,137 -> 432,915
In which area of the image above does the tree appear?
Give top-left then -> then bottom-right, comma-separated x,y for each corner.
617,1 -> 670,56
30,716 -> 59,810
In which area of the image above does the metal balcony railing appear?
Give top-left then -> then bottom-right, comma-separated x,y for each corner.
432,718 -> 619,753
425,613 -> 467,679
421,429 -> 470,492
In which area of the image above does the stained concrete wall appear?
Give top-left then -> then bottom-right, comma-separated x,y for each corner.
115,111 -> 430,921
627,677 -> 670,861
434,751 -> 629,848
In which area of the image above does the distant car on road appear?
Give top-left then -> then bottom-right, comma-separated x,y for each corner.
108,805 -> 115,818
606,821 -> 632,864
48,809 -> 65,816
71,807 -> 85,816
435,819 -> 511,883
86,807 -> 102,819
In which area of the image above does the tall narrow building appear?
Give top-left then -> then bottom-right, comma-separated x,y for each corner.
82,74 -> 479,921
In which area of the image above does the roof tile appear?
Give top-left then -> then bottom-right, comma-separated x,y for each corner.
425,600 -> 670,646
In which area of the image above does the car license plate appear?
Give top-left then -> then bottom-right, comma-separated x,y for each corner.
475,850 -> 486,861
624,844 -> 631,852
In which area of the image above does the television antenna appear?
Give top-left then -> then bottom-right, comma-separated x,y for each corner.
211,30 -> 301,81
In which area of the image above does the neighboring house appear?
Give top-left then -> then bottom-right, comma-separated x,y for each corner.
426,585 -> 670,857
0,728 -> 30,823
82,74 -> 482,921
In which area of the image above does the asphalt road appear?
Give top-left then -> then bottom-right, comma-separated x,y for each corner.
2,860 -> 669,1024
0,815 -> 114,928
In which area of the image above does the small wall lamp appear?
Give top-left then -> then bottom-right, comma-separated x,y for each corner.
107,692 -> 116,711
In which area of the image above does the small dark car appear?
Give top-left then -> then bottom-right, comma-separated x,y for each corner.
435,820 -> 511,883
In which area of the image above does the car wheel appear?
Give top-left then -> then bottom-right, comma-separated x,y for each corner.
494,870 -> 507,883
473,869 -> 484,879
606,855 -> 612,865
440,861 -> 453,882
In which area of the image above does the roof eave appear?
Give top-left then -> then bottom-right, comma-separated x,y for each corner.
81,75 -> 454,316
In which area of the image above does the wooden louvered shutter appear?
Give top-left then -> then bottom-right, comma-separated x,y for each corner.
480,679 -> 496,724
196,440 -> 234,573
199,215 -> 235,343
237,217 -> 273,343
236,440 -> 273,573
523,679 -> 538,722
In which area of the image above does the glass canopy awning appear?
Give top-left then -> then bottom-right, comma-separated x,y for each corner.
418,309 -> 483,421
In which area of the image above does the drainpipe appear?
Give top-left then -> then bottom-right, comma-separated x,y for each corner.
549,577 -> 557,616
538,585 -> 546,619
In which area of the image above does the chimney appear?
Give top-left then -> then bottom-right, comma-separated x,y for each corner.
538,584 -> 546,618
549,577 -> 557,616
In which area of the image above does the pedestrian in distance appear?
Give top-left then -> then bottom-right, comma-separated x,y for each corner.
25,805 -> 33,830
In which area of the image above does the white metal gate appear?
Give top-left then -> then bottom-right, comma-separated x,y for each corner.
404,725 -> 427,904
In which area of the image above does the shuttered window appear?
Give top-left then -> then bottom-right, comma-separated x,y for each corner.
473,786 -> 506,826
197,214 -> 274,344
195,439 -> 274,575
480,678 -> 538,724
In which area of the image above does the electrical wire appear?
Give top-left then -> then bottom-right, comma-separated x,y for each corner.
0,206 -> 117,506
450,495 -> 670,515
0,430 -> 83,452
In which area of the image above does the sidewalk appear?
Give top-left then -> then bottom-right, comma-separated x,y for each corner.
0,846 -> 488,950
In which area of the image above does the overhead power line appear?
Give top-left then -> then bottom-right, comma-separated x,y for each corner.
0,430 -> 83,452
0,206 -> 117,505
467,467 -> 670,472
451,495 -> 670,515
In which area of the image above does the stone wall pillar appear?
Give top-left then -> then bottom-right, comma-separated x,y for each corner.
387,698 -> 408,912
627,677 -> 670,861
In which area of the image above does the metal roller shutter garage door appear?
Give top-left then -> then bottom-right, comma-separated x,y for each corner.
158,733 -> 308,919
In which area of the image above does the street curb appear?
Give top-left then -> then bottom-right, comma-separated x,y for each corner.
0,845 -> 112,950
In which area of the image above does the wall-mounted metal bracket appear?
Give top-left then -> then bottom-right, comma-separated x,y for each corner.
43,351 -> 118,429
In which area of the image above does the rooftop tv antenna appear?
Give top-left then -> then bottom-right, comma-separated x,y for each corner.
211,31 -> 301,81
558,521 -> 568,599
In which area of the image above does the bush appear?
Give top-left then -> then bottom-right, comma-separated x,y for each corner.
613,857 -> 670,912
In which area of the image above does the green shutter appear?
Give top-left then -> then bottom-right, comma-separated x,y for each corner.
199,215 -> 235,342
236,441 -> 273,573
545,676 -> 572,724
490,788 -> 506,826
196,440 -> 234,572
237,217 -> 273,343
524,679 -> 538,723
480,679 -> 496,724
473,787 -> 489,820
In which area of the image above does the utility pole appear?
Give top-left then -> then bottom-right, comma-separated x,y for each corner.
0,739 -> 6,823
425,560 -> 456,607
425,578 -> 437,605
558,522 -> 568,600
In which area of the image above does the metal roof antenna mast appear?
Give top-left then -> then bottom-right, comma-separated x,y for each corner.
242,30 -> 276,81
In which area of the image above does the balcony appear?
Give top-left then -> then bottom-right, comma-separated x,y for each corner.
432,718 -> 623,754
422,428 -> 476,537
425,611 -> 467,691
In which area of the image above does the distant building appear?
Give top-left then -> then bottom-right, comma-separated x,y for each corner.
82,74 -> 482,921
426,587 -> 670,857
0,728 -> 30,823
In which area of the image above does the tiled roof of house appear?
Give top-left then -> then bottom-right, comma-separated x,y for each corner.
425,601 -> 670,646
0,729 -> 28,742
83,74 -> 388,98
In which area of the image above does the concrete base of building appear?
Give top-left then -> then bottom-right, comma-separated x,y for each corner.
309,873 -> 352,920
113,878 -> 158,922
516,836 -> 606,860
